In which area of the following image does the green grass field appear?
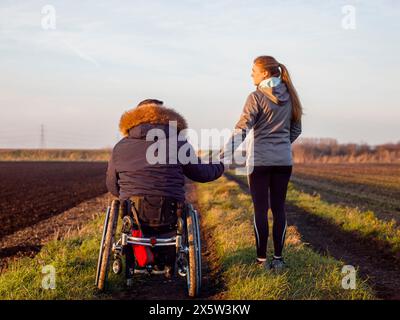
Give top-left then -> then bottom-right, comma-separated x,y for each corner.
0,214 -> 124,300
286,185 -> 400,254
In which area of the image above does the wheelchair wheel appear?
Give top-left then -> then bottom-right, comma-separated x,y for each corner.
193,207 -> 202,288
96,199 -> 119,291
186,204 -> 202,297
95,205 -> 111,287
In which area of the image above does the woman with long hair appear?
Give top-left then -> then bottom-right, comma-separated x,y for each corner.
226,55 -> 303,271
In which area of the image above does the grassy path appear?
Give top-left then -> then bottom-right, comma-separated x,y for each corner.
224,172 -> 400,300
197,176 -> 374,300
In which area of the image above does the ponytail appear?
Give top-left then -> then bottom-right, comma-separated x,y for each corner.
254,56 -> 303,123
279,63 -> 303,123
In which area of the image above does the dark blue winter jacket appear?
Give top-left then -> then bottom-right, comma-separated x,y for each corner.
106,103 -> 224,201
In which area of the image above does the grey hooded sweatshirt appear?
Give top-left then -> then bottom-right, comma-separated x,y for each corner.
232,82 -> 302,166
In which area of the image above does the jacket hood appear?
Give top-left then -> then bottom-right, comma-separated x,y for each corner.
119,103 -> 188,137
258,82 -> 290,106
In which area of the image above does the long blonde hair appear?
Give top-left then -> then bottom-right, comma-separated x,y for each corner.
254,56 -> 303,122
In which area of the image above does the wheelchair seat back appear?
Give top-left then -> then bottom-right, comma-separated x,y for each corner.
126,195 -> 184,236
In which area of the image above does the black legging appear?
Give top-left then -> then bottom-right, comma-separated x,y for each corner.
248,165 -> 292,259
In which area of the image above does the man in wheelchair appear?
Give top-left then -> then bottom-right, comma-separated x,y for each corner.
105,99 -> 224,288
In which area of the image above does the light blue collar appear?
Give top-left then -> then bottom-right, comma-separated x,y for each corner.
258,77 -> 281,88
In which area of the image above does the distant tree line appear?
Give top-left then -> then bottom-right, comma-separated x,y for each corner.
2,140 -> 399,164
292,138 -> 400,163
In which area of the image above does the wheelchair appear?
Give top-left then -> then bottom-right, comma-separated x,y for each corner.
95,196 -> 202,297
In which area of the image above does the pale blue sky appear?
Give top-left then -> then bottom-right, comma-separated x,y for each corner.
0,0 -> 399,148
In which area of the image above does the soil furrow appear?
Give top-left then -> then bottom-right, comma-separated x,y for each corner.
0,162 -> 108,239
